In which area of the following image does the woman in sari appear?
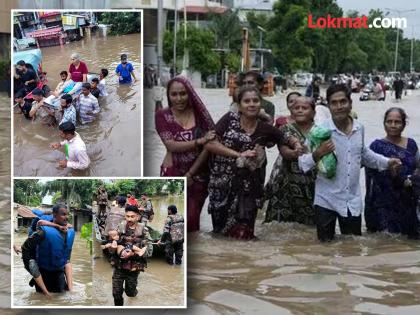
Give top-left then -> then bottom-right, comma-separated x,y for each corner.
365,107 -> 420,238
155,76 -> 215,232
274,91 -> 301,128
205,86 -> 301,239
264,97 -> 317,224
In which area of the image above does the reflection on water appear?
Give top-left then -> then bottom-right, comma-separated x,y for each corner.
14,31 -> 142,176
93,195 -> 185,307
13,233 -> 92,307
144,88 -> 420,314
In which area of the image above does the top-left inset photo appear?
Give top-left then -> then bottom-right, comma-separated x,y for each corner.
12,10 -> 142,177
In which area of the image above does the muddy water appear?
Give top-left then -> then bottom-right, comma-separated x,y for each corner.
92,195 -> 185,307
0,94 -> 11,310
14,30 -> 142,176
144,88 -> 420,314
13,232 -> 92,307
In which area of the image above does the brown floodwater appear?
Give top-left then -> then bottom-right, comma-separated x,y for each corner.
93,195 -> 185,307
13,232 -> 92,307
144,88 -> 420,314
13,30 -> 142,176
0,94 -> 11,310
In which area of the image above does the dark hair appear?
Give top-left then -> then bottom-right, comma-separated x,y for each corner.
15,91 -> 25,99
59,121 -> 76,134
125,205 -> 139,214
82,82 -> 91,90
52,204 -> 67,215
121,53 -> 128,60
384,107 -> 407,128
243,71 -> 264,85
91,78 -> 99,83
17,60 -> 26,67
168,205 -> 177,214
32,88 -> 43,96
294,96 -> 316,111
326,84 -> 351,104
167,78 -> 189,108
237,86 -> 262,104
61,94 -> 72,104
60,70 -> 68,76
117,196 -> 126,206
101,68 -> 109,78
286,91 -> 302,104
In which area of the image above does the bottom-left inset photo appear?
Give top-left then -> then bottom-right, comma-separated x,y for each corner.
12,178 -> 186,308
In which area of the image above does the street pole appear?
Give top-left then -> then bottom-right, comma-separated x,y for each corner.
173,0 -> 178,76
394,26 -> 399,72
385,8 -> 416,72
410,26 -> 414,73
157,0 -> 163,84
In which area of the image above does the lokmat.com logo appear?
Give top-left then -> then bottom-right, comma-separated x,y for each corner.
307,14 -> 407,29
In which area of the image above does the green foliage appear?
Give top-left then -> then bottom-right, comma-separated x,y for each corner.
225,52 -> 241,73
15,179 -> 184,210
81,222 -> 93,255
14,179 -> 42,207
209,9 -> 242,51
97,12 -> 141,35
163,25 -> 221,77
0,60 -> 10,79
52,191 -> 62,204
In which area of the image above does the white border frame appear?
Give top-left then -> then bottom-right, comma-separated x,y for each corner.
11,8 -> 186,309
11,176 -> 187,309
11,8 -> 144,178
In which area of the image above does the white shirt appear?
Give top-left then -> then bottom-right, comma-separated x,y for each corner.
99,78 -> 108,97
298,118 -> 389,217
60,132 -> 90,170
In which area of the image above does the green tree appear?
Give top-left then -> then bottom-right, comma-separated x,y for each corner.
98,12 -> 141,35
14,179 -> 42,206
209,9 -> 242,51
163,25 -> 221,77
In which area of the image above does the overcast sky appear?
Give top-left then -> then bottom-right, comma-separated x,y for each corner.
337,0 -> 420,38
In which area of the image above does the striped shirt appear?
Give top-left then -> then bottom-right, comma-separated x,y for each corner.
60,105 -> 77,126
77,93 -> 100,124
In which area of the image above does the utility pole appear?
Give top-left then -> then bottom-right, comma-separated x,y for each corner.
385,8 -> 416,72
173,0 -> 178,76
157,0 -> 163,84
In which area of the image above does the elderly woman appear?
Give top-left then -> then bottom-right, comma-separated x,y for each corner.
155,76 -> 216,232
365,107 -> 420,238
205,86 -> 301,239
68,53 -> 88,83
265,96 -> 317,224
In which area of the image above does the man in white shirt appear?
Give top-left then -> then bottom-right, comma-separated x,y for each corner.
298,84 -> 401,242
50,122 -> 90,170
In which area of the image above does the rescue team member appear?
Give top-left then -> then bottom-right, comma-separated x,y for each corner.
158,205 -> 185,265
110,205 -> 152,306
21,204 -> 75,297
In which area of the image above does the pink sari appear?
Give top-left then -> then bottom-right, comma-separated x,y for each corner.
155,76 -> 215,232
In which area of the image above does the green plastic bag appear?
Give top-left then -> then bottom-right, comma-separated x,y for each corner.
64,143 -> 69,160
308,125 -> 337,178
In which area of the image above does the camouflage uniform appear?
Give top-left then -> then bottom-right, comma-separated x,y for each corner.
139,197 -> 154,223
161,214 -> 184,265
112,222 -> 152,306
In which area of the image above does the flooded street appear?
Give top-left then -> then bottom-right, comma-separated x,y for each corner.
0,94 -> 11,309
13,232 -> 92,307
14,31 -> 142,176
93,195 -> 185,307
145,87 -> 420,314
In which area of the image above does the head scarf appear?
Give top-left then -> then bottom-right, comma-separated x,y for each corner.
166,76 -> 215,131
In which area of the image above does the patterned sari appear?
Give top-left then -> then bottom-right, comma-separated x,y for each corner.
365,138 -> 420,237
155,76 -> 215,232
264,123 -> 316,225
208,112 -> 287,239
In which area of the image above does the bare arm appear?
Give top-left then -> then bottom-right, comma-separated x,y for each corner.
64,263 -> 73,291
